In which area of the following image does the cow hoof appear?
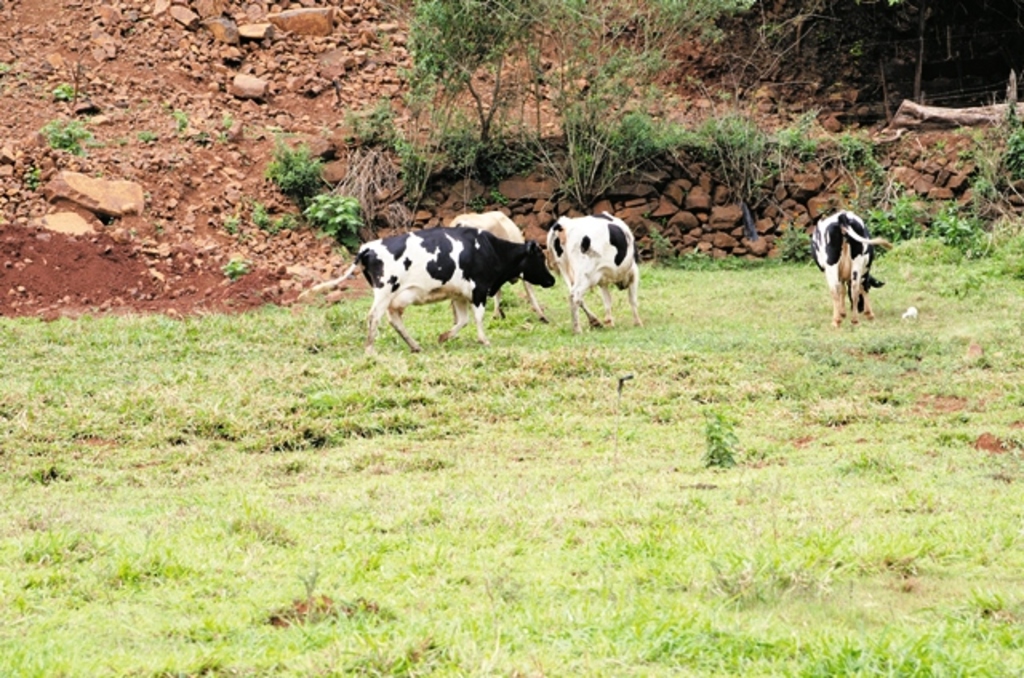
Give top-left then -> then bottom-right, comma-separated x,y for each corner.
538,316 -> 550,324
438,333 -> 451,343
588,318 -> 602,329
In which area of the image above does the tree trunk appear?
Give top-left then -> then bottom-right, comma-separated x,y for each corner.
886,99 -> 1024,131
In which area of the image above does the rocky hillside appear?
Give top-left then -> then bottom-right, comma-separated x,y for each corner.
1,0 -> 410,317
0,0 -> 1009,318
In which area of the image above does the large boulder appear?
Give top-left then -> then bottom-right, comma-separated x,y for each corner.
44,172 -> 146,218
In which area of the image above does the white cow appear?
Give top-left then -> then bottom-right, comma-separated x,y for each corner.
547,212 -> 642,334
446,211 -> 549,323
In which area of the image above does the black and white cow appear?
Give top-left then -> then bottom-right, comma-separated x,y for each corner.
446,211 -> 549,322
299,227 -> 556,353
811,210 -> 891,328
547,212 -> 641,334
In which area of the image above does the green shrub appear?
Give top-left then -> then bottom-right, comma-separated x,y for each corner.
774,111 -> 819,162
346,99 -> 399,148
837,133 -> 886,185
222,258 -> 251,281
930,202 -> 987,257
251,202 -> 272,231
867,194 -> 925,243
777,224 -> 811,263
304,194 -> 363,249
52,83 -> 75,102
40,119 -> 93,156
704,409 -> 739,469
23,167 -> 41,191
1002,125 -> 1024,182
137,131 -> 157,144
172,110 -> 189,134
688,111 -> 773,205
265,142 -> 324,207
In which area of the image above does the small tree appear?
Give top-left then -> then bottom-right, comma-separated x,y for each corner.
408,0 -> 536,145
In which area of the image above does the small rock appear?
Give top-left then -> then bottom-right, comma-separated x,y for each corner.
229,74 -> 269,100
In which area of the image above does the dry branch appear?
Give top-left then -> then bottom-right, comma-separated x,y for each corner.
886,99 -> 1024,132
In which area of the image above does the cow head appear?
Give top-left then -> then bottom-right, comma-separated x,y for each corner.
522,240 -> 557,288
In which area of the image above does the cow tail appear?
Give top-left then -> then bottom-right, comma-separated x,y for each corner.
841,226 -> 893,250
297,260 -> 361,300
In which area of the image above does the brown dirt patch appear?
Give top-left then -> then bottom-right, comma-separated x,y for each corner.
974,433 -> 1007,454
915,395 -> 969,415
268,595 -> 383,628
1,224 -> 301,318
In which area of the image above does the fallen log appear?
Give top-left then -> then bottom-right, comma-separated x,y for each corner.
886,99 -> 1024,131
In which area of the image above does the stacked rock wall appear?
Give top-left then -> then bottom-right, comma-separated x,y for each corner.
409,133 -> 981,258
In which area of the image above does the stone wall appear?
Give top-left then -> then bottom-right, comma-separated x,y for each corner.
408,133 -> 981,259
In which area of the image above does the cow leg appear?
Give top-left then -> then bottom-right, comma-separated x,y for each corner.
829,283 -> 845,328
825,266 -> 844,328
384,290 -> 424,353
861,291 -> 875,320
572,283 -> 602,329
628,275 -> 642,327
387,307 -> 423,353
848,278 -> 862,325
364,295 -> 390,355
522,281 -> 549,323
491,289 -> 505,320
439,298 -> 472,344
599,285 -> 615,327
471,302 -> 490,346
570,285 -> 601,333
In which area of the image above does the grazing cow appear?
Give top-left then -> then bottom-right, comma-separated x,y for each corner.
811,210 -> 891,328
298,227 -> 556,354
446,211 -> 549,322
547,212 -> 642,334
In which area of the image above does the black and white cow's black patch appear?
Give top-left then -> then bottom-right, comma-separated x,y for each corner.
607,223 -> 629,266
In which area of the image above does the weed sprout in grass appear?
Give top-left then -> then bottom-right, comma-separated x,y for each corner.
704,408 -> 739,468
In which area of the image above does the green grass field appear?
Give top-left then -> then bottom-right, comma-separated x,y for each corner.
2,250 -> 1023,676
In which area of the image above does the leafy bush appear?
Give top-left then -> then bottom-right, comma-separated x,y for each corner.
542,108 -> 685,207
304,194 -> 363,249
836,133 -> 886,185
265,141 -> 324,207
1002,125 -> 1024,182
346,99 -> 399,148
40,119 -> 93,156
687,111 -> 773,205
172,110 -> 189,133
774,111 -> 819,162
867,194 -> 926,244
777,224 -> 811,263
930,202 -> 987,257
52,83 -> 75,102
251,202 -> 272,231
704,409 -> 739,469
222,258 -> 251,281
137,131 -> 157,144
